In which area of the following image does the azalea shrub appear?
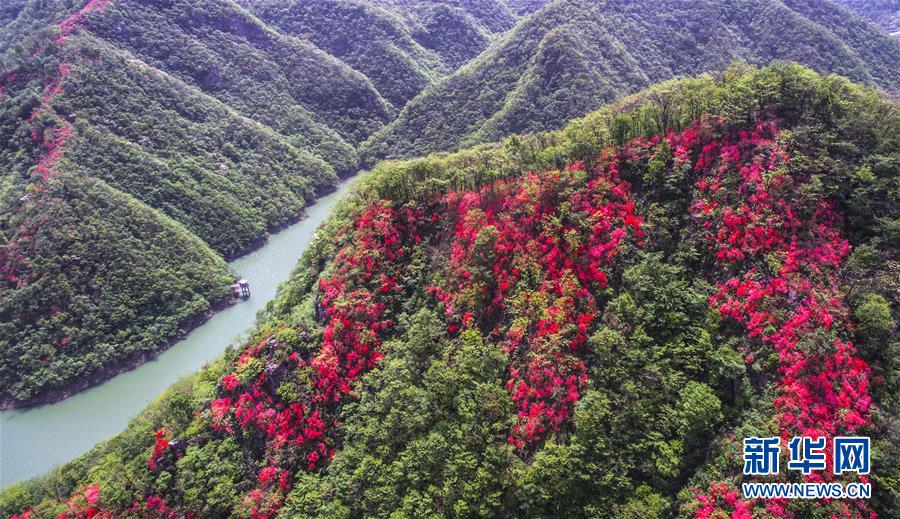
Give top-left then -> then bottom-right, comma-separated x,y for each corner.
3,64 -> 897,519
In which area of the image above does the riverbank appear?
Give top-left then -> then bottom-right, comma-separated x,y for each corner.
0,176 -> 362,488
222,180 -> 341,261
0,297 -> 233,410
0,181 -> 347,409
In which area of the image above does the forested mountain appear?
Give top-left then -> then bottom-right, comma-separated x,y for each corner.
3,63 -> 896,519
0,0 -> 348,406
0,0 -> 540,408
235,0 -> 486,109
0,0 -> 897,437
362,0 -> 900,163
504,0 -> 552,16
0,1 -> 28,27
3,0 -> 394,174
234,0 -> 528,109
380,0 -> 519,33
834,0 -> 900,36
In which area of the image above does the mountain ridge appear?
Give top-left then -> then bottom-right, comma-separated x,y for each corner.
1,0 -> 897,411
2,62 -> 896,519
361,0 -> 900,163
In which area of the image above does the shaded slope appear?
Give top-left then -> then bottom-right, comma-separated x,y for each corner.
0,25 -> 326,404
0,0 -> 370,406
778,0 -> 900,82
384,0 -> 518,33
411,3 -> 493,70
83,0 -> 391,172
0,1 -> 27,27
238,0 -> 446,109
0,172 -> 233,408
503,0 -> 552,16
56,37 -> 336,256
361,0 -> 900,162
834,0 -> 900,36
2,0 -> 393,174
0,14 -> 235,406
238,0 -> 501,110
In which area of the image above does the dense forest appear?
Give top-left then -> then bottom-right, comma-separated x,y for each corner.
361,0 -> 900,163
2,63 -> 896,519
0,0 -> 347,406
1,3 -> 899,516
834,0 -> 900,36
1,0 -> 897,407
0,0 -> 549,409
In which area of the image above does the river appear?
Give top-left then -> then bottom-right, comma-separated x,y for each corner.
0,177 -> 360,488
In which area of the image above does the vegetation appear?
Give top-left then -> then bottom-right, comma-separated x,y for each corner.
0,0 -> 382,404
236,0 -> 505,110
834,0 -> 900,36
0,172 -> 234,406
0,0 -> 558,406
1,1 -> 899,514
237,0 -> 444,110
3,63 -> 896,518
71,0 -> 392,172
0,1 -> 27,27
361,0 -> 900,163
3,0 -> 898,408
504,0 -> 553,16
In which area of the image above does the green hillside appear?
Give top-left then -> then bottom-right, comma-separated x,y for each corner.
504,0 -> 552,16
237,0 -> 447,109
0,19 -> 338,404
834,0 -> 900,36
0,0 -> 368,406
0,0 -> 529,408
236,0 -> 506,109
361,0 -> 900,163
79,0 -> 393,173
0,1 -> 27,27
1,0 -> 899,463
381,0 -> 519,33
3,63 -> 896,519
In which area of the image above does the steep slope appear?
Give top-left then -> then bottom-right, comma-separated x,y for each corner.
236,0 -> 502,110
383,0 -> 519,33
0,25 -> 331,406
0,1 -> 27,27
52,38 -> 336,256
80,0 -> 391,172
237,0 -> 446,110
0,172 -> 234,409
0,0 -> 541,410
361,0 -> 900,162
407,3 -> 494,70
834,0 -> 900,36
4,64 -> 896,519
0,0 -> 392,406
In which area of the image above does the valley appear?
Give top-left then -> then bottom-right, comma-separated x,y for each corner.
0,1 -> 898,518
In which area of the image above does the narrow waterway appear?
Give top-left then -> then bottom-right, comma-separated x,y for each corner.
0,177 -> 360,488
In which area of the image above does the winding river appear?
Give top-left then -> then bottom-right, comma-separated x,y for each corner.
0,177 -> 360,488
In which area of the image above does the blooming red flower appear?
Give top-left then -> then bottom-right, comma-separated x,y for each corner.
148,429 -> 169,471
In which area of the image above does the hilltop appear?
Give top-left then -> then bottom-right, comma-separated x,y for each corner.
3,63 -> 896,519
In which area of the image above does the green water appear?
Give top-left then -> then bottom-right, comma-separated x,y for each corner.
0,177 -> 359,488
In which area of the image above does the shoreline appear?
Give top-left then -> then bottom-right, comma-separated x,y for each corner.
0,179 -> 347,411
0,296 -> 234,411
223,181 -> 340,261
